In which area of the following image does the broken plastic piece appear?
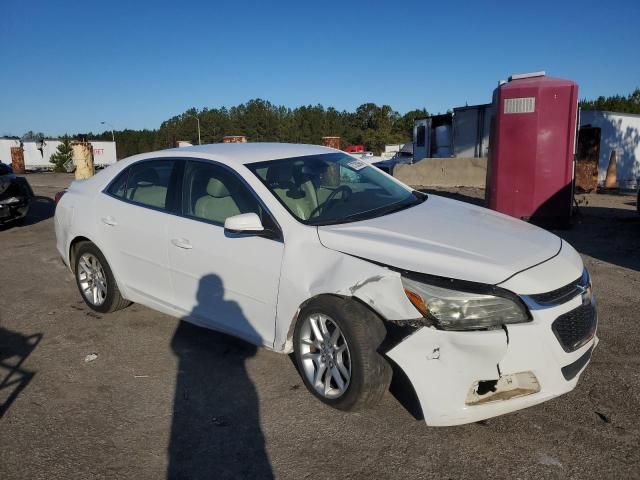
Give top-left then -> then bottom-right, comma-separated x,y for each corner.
84,353 -> 98,363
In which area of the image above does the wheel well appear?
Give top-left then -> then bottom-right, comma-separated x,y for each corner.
285,293 -> 386,351
284,294 -> 343,350
69,236 -> 92,273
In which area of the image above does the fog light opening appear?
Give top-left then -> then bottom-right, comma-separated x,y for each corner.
476,380 -> 498,396
466,371 -> 540,406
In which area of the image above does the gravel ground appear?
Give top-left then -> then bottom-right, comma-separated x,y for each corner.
1,173 -> 639,479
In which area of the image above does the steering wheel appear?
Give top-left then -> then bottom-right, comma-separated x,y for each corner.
309,185 -> 352,218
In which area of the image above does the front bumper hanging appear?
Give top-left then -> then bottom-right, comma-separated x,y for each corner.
386,294 -> 597,426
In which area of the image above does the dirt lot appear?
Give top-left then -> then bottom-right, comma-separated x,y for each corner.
1,173 -> 639,479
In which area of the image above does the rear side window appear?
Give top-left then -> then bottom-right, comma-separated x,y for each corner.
125,160 -> 174,210
107,170 -> 128,198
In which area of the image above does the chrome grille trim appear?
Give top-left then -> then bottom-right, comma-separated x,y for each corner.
520,269 -> 590,310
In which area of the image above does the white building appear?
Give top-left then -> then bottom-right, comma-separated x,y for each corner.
412,106 -> 640,190
0,139 -> 117,170
452,104 -> 493,158
413,104 -> 492,161
579,110 -> 640,190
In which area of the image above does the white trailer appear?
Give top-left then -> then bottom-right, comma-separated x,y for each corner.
0,139 -> 117,170
452,104 -> 493,158
89,141 -> 118,167
579,110 -> 640,190
0,139 -> 20,166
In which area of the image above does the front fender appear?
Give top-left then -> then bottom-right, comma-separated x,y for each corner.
273,228 -> 419,353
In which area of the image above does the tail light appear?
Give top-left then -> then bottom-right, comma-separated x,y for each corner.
54,190 -> 67,204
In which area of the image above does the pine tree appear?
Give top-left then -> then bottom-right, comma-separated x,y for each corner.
580,88 -> 640,114
50,135 -> 73,172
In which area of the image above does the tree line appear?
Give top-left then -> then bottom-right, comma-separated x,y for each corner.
579,88 -> 640,114
74,99 -> 428,159
10,89 -> 639,160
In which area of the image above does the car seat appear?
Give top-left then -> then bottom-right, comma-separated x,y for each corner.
194,177 -> 242,224
266,163 -> 318,220
128,168 -> 167,208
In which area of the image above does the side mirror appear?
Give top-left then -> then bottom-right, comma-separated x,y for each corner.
224,212 -> 264,234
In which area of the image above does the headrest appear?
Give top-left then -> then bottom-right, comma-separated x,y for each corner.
132,168 -> 159,186
266,163 -> 294,185
206,178 -> 230,198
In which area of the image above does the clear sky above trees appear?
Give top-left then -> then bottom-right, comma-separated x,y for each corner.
1,0 -> 639,136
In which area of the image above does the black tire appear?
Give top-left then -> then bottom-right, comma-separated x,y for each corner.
74,242 -> 130,313
293,296 -> 392,411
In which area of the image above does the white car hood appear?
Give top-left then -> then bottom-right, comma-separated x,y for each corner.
317,194 -> 561,285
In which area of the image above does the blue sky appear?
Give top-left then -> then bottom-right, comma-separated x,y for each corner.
1,0 -> 638,136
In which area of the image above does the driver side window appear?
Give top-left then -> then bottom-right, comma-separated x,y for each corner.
254,162 -> 320,220
181,161 -> 263,226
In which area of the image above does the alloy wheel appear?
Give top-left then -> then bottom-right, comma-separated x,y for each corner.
77,253 -> 108,307
299,313 -> 351,399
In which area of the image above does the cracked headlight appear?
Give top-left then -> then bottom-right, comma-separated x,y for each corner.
401,276 -> 531,330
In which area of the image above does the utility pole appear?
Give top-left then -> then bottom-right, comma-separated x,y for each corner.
100,121 -> 115,142
187,114 -> 201,145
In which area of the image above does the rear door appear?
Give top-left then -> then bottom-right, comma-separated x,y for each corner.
95,159 -> 179,309
167,160 -> 284,347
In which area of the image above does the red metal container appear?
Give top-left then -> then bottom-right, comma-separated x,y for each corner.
344,145 -> 364,153
486,73 -> 578,226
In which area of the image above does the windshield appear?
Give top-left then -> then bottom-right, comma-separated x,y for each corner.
248,152 -> 425,226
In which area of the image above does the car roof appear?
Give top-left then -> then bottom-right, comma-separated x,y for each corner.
157,142 -> 339,165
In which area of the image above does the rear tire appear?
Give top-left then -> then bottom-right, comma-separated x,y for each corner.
74,242 -> 130,313
293,296 -> 392,411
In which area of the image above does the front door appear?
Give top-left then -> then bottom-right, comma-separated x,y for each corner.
168,160 -> 284,347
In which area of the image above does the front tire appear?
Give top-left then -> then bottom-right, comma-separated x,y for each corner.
74,242 -> 130,313
294,296 -> 392,411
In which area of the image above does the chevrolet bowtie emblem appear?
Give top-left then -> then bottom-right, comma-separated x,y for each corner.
579,284 -> 593,305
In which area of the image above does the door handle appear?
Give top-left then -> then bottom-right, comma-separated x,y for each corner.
171,238 -> 192,250
101,216 -> 117,226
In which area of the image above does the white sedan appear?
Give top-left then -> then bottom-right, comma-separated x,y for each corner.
54,143 -> 598,425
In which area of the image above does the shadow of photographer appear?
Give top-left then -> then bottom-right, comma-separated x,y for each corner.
0,326 -> 42,417
167,274 -> 273,479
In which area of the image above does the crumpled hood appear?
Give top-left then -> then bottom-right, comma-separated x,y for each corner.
317,194 -> 561,285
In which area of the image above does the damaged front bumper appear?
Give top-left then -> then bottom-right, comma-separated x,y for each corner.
386,294 -> 598,426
